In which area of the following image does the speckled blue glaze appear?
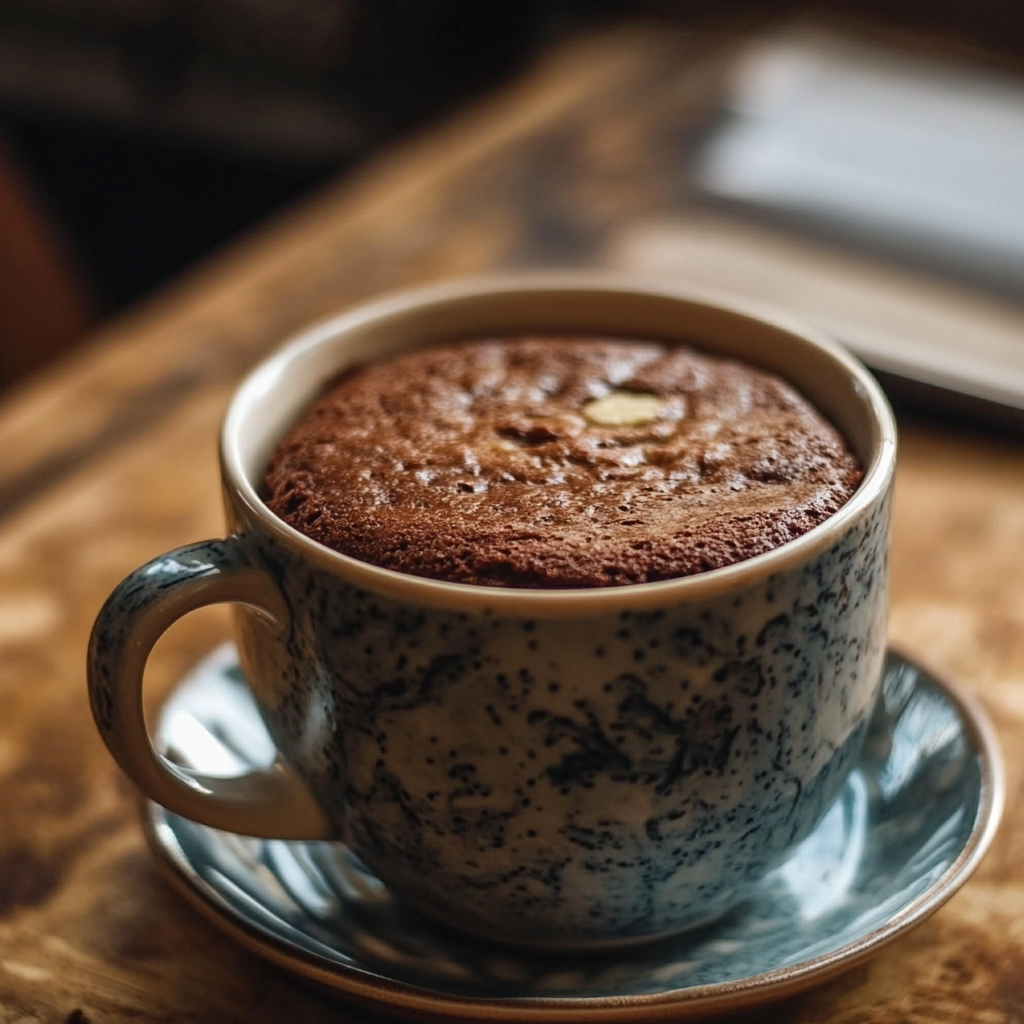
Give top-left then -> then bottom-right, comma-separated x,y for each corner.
90,540 -> 250,738
227,489 -> 889,947
147,644 -> 999,1020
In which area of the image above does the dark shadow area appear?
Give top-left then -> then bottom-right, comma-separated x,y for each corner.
3,114 -> 332,313
0,0 -> 595,327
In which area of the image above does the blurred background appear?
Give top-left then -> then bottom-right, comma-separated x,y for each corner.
1,0 -> 1023,397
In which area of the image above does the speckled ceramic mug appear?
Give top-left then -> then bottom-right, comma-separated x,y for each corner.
88,273 -> 896,949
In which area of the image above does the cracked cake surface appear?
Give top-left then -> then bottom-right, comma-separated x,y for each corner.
265,337 -> 862,587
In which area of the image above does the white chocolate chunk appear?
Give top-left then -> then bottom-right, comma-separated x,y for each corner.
583,391 -> 664,427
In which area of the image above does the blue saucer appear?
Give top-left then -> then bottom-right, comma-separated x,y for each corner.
145,646 -> 1002,1021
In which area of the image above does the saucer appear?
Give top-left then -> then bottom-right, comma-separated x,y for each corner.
144,645 -> 1003,1021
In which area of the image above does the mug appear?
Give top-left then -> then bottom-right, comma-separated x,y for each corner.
88,273 -> 896,949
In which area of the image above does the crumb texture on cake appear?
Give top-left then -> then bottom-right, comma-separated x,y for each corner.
265,338 -> 863,587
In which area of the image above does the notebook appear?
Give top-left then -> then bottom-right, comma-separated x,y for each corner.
607,29 -> 1024,428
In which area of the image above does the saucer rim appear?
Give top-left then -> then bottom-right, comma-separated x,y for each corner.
142,647 -> 1004,1022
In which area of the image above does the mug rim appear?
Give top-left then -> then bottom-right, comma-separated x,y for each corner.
221,271 -> 896,614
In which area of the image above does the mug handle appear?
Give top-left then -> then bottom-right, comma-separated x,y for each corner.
87,538 -> 332,839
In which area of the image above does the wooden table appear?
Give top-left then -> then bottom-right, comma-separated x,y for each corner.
1,23 -> 1023,1024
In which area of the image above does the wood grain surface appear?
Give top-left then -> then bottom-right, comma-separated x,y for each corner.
0,23 -> 1022,1024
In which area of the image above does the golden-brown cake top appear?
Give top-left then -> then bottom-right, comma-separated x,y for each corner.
265,337 -> 862,587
